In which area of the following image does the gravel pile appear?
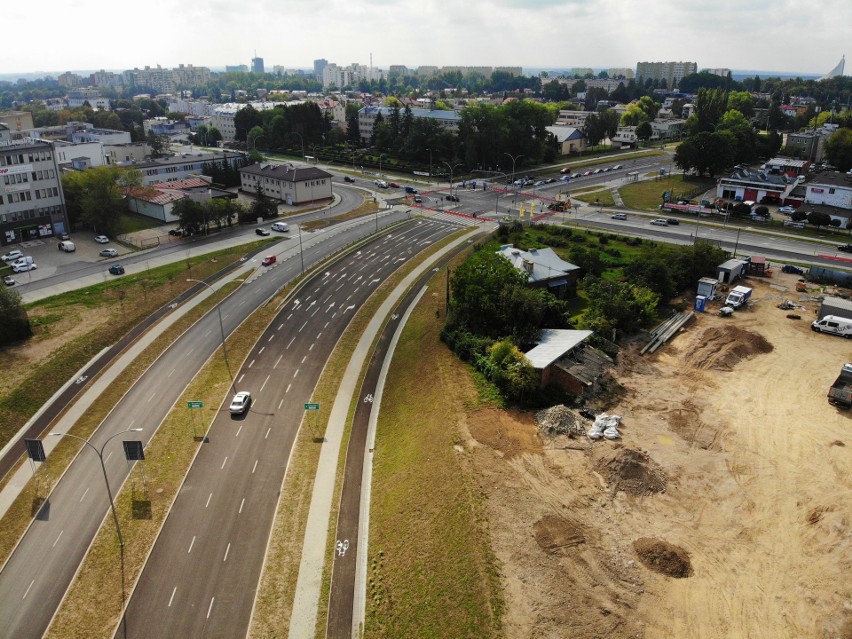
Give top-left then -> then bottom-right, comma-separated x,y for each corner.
536,405 -> 586,438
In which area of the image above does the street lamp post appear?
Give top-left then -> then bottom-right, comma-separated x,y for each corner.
426,148 -> 433,185
291,132 -> 305,160
379,153 -> 385,178
297,224 -> 305,274
503,152 -> 523,189
186,279 -> 237,395
49,428 -> 144,548
442,161 -> 462,197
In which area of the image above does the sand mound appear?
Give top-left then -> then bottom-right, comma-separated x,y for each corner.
684,325 -> 773,371
599,448 -> 667,496
633,537 -> 693,578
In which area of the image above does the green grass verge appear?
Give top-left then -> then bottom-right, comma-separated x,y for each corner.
115,212 -> 162,234
619,174 -> 715,211
572,189 -> 616,207
364,269 -> 504,638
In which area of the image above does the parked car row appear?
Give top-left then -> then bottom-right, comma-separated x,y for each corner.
650,218 -> 681,226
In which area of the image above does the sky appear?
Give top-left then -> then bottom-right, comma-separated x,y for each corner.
2,0 -> 849,77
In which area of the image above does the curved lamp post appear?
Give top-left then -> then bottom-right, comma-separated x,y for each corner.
186,278 -> 237,395
442,161 -> 463,197
291,132 -> 305,160
49,428 -> 143,548
503,152 -> 524,189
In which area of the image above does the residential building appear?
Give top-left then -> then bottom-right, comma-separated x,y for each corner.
545,126 -> 587,155
495,244 -> 580,299
784,130 -> 829,162
636,61 -> 697,88
57,72 -> 83,88
611,126 -> 638,148
103,142 -> 148,165
67,89 -> 111,110
702,68 -> 732,78
650,118 -> 686,140
357,105 -> 461,143
69,126 -> 131,145
173,64 -> 211,88
0,111 -> 35,133
239,163 -> 332,205
143,117 -> 191,138
251,57 -> 265,74
124,176 -> 235,223
0,124 -> 70,245
211,102 -> 296,141
225,65 -> 248,73
53,140 -> 106,167
555,110 -> 595,128
121,150 -> 246,185
90,69 -> 123,88
313,58 -> 328,80
804,171 -> 852,210
524,328 -> 612,395
607,68 -> 634,79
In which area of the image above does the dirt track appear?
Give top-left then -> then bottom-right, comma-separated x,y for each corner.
464,275 -> 851,639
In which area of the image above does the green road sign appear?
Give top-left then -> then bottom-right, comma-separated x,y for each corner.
304,403 -> 320,411
187,401 -> 204,408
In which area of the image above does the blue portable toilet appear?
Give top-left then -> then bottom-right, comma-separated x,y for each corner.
694,295 -> 707,312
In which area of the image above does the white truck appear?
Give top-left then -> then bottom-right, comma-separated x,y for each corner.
724,285 -> 752,309
58,240 -> 76,252
812,315 -> 852,338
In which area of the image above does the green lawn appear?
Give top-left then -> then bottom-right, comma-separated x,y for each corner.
573,189 -> 615,207
619,175 -> 715,211
116,212 -> 163,234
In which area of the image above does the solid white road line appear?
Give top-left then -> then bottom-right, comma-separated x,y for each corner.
207,597 -> 215,619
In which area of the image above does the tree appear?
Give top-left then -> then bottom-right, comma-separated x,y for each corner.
674,131 -> 733,177
146,132 -> 169,159
694,88 -> 729,133
727,91 -> 755,119
346,104 -> 361,145
580,277 -> 659,336
0,287 -> 32,345
479,340 -> 538,402
807,210 -> 832,229
636,121 -> 653,142
824,128 -> 852,171
61,166 -> 126,235
172,197 -> 205,233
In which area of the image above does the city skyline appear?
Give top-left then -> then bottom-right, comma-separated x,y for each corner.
3,0 -> 849,78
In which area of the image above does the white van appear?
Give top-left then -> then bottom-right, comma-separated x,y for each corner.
271,222 -> 289,232
58,240 -> 76,252
812,315 -> 852,338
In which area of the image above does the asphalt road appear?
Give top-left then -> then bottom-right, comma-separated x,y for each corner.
0,209 -> 417,639
116,219 -> 459,638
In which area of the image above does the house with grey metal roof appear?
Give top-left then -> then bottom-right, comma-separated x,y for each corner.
524,328 -> 613,394
496,244 -> 581,299
545,126 -> 587,155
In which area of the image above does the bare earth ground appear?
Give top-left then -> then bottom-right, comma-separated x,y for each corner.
464,274 -> 851,639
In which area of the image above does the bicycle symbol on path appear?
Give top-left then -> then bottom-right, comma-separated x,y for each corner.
336,539 -> 349,557
363,394 -> 374,403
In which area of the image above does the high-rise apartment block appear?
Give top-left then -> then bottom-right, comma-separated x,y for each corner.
251,57 -> 265,74
635,61 -> 697,88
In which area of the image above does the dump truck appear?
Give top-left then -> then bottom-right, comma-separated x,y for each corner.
724,285 -> 752,309
828,363 -> 852,408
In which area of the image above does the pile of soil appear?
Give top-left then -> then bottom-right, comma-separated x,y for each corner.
598,448 -> 667,496
633,537 -> 693,578
684,325 -> 773,371
536,405 -> 585,438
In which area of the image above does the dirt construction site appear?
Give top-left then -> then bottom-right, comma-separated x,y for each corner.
464,273 -> 851,638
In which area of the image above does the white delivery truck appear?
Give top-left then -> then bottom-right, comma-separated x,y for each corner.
724,285 -> 752,309
811,315 -> 852,338
271,222 -> 289,232
58,240 -> 76,252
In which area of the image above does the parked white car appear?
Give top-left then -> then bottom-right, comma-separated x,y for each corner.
2,250 -> 23,262
11,258 -> 37,272
94,235 -> 109,244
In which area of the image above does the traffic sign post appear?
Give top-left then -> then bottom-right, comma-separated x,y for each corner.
304,403 -> 321,440
187,401 -> 204,439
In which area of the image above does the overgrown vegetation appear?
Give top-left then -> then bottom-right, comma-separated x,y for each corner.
442,224 -> 729,405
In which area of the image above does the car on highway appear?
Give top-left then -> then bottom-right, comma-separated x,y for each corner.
666,218 -> 681,225
389,182 -> 400,188
413,195 -> 423,203
446,194 -> 460,202
271,222 -> 289,232
94,235 -> 109,244
560,175 -> 571,182
546,177 -> 557,183
778,205 -> 796,214
603,167 -> 612,172
11,258 -> 36,272
374,180 -> 388,188
593,168 -> 603,174
343,176 -> 354,183
650,219 -> 669,226
2,249 -> 23,262
3,275 -> 15,286
534,180 -> 546,187
582,170 -> 593,176
261,255 -> 277,266
611,213 -> 628,220
838,244 -> 852,253
99,248 -> 118,257
559,168 -> 571,174
229,391 -> 252,415
108,264 -> 125,275
255,228 -> 270,236
612,165 -> 623,170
